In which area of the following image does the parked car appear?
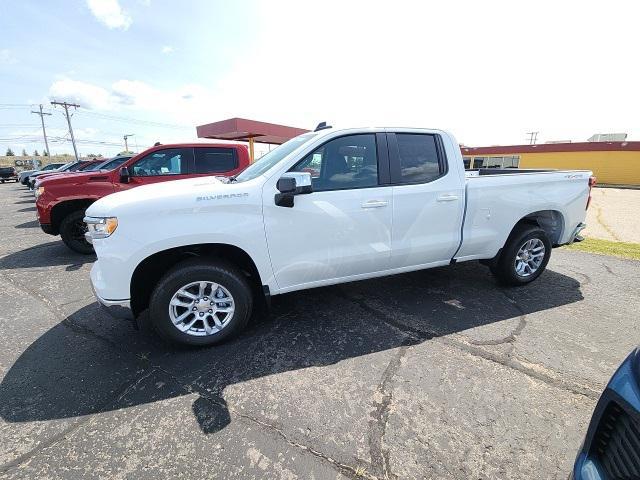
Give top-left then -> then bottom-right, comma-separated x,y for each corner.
85,126 -> 595,346
19,163 -> 65,185
36,143 -> 249,254
571,347 -> 640,479
0,166 -> 18,183
33,159 -> 104,188
28,160 -> 102,189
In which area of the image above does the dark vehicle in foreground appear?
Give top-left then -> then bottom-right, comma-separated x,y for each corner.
19,163 -> 65,185
36,143 -> 249,254
0,166 -> 18,183
572,347 -> 640,479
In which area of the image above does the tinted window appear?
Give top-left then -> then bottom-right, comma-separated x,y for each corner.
396,134 -> 442,183
291,134 -> 378,191
463,157 -> 471,169
131,149 -> 184,176
194,147 -> 237,174
98,157 -> 129,171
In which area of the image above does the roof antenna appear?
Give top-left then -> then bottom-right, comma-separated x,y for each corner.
314,121 -> 332,132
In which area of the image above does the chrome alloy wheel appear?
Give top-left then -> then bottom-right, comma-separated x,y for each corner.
168,281 -> 235,336
514,238 -> 546,277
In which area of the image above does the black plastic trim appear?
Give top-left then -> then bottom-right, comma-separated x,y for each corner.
39,223 -> 56,235
376,132 -> 391,185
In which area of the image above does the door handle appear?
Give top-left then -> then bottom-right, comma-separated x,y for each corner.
361,200 -> 388,209
437,194 -> 459,202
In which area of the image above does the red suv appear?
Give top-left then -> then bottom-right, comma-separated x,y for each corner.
36,143 -> 250,254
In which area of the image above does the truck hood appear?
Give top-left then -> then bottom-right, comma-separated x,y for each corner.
39,170 -> 101,186
87,176 -> 240,217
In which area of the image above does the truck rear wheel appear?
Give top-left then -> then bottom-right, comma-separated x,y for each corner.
149,259 -> 253,347
491,225 -> 551,286
60,210 -> 94,254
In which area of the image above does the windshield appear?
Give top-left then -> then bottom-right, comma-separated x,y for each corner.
57,162 -> 75,171
42,163 -> 61,171
97,156 -> 130,171
79,162 -> 102,172
234,133 -> 317,182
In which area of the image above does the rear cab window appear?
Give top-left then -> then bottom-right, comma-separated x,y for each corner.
194,147 -> 238,174
389,133 -> 447,184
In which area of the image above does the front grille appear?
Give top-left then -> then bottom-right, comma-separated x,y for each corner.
589,401 -> 640,479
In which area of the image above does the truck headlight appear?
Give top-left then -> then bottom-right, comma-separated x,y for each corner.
84,216 -> 118,241
35,186 -> 45,198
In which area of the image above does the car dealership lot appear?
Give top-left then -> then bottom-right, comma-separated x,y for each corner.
0,183 -> 638,479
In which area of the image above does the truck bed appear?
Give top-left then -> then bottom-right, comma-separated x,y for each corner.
455,169 -> 592,261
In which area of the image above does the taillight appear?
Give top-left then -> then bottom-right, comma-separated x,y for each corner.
586,176 -> 596,210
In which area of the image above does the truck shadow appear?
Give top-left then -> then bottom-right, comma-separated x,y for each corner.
0,241 -> 95,269
0,262 -> 584,436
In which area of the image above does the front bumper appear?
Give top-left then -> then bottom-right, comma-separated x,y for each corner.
90,265 -> 133,320
572,348 -> 640,479
39,223 -> 56,235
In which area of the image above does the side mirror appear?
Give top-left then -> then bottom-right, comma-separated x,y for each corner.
275,172 -> 313,207
119,166 -> 130,184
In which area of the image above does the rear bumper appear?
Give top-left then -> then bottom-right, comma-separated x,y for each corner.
559,222 -> 587,247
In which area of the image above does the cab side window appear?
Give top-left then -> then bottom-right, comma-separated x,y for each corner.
131,148 -> 185,177
290,134 -> 378,191
395,134 -> 442,184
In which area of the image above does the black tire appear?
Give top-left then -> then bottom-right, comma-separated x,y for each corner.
1,180 -> 4,184
59,209 -> 94,254
149,258 -> 253,347
491,224 -> 551,286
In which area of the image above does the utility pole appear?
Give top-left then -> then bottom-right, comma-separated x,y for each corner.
31,104 -> 52,157
123,134 -> 134,153
526,131 -> 539,145
51,100 -> 80,161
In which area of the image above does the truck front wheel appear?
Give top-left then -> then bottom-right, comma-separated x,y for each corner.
491,225 -> 551,286
59,210 -> 94,254
149,259 -> 253,347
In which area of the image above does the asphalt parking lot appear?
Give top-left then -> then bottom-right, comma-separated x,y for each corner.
0,183 -> 638,479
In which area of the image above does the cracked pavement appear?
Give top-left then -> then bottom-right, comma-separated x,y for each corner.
1,183 -> 639,479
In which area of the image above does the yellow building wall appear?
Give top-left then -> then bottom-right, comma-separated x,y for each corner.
471,151 -> 640,186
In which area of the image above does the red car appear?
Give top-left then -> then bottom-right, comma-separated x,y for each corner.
36,143 -> 250,254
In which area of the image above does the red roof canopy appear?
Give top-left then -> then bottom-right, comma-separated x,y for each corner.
461,141 -> 640,155
196,117 -> 309,145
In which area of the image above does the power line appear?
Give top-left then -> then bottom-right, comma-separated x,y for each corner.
51,100 -> 80,161
31,104 -> 52,157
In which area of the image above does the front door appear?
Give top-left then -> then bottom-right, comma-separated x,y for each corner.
263,133 -> 393,291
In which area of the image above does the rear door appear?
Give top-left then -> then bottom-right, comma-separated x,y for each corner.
192,146 -> 241,177
388,132 -> 464,268
118,147 -> 194,190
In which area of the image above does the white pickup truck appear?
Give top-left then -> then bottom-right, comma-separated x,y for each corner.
86,126 -> 594,346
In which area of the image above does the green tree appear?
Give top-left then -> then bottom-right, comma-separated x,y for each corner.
21,148 -> 27,156
34,150 -> 40,156
6,148 -> 14,156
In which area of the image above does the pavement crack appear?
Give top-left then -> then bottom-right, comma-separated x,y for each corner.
469,290 -> 527,347
368,346 -> 407,480
338,289 -> 600,400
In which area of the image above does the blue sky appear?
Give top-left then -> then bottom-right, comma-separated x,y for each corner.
1,0 -> 639,157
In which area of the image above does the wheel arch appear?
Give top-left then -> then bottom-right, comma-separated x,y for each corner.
130,243 -> 264,318
50,199 -> 95,234
513,209 -> 565,246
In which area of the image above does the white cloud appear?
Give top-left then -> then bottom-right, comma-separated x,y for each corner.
49,78 -> 114,110
161,46 -> 174,54
86,0 -> 132,30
